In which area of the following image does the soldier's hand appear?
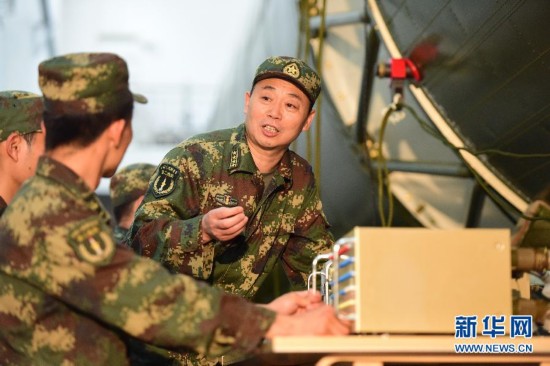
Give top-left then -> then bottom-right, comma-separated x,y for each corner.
201,206 -> 248,243
262,290 -> 322,315
264,304 -> 352,338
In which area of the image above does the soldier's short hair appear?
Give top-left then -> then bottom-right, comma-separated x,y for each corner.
0,91 -> 43,142
38,52 -> 147,150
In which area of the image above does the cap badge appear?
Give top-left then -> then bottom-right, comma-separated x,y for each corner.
11,91 -> 35,100
283,62 -> 301,79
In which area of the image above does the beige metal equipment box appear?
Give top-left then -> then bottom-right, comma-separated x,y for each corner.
323,227 -> 512,334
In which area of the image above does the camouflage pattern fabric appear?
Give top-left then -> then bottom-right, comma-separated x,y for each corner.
0,156 -> 275,366
113,225 -> 129,244
128,123 -> 333,299
38,52 -> 147,116
110,163 -> 156,210
252,56 -> 321,105
0,196 -> 6,217
0,91 -> 43,141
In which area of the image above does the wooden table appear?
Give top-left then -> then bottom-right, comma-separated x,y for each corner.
264,335 -> 550,366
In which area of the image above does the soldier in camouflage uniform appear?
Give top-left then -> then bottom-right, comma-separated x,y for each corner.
128,56 -> 333,301
0,52 -> 350,366
109,163 -> 156,243
0,91 -> 44,216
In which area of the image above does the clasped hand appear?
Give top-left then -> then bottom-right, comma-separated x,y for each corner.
201,206 -> 248,243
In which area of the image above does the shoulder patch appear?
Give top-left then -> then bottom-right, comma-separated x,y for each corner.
68,217 -> 115,266
152,163 -> 180,198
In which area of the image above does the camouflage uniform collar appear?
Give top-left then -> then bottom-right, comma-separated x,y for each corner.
113,225 -> 129,244
36,156 -> 98,203
36,156 -> 111,223
276,151 -> 294,184
232,124 -> 293,184
227,124 -> 255,174
0,195 -> 7,217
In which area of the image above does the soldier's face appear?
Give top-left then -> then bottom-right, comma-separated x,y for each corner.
244,78 -> 315,153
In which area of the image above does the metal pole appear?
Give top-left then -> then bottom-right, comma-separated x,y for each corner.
40,0 -> 55,56
466,182 -> 485,228
309,10 -> 366,33
370,160 -> 471,178
356,21 -> 379,144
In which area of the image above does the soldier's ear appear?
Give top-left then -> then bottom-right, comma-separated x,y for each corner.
5,132 -> 23,162
244,91 -> 251,114
301,108 -> 316,132
108,118 -> 127,148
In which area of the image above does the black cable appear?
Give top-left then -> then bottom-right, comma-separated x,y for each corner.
398,103 -> 550,224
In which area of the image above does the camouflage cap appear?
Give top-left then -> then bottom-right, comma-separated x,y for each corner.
0,91 -> 43,142
252,56 -> 321,105
38,52 -> 147,116
109,163 -> 156,209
